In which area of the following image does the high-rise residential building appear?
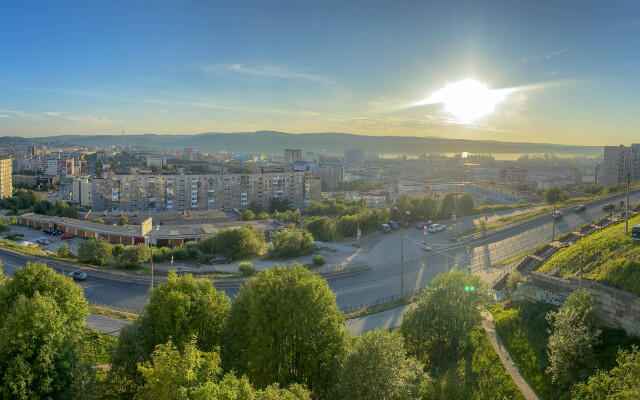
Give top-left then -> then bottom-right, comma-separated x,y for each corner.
602,144 -> 640,187
72,177 -> 92,207
316,163 -> 344,190
344,148 -> 364,165
284,149 -> 302,164
182,148 -> 194,161
0,158 -> 13,199
91,170 -> 320,213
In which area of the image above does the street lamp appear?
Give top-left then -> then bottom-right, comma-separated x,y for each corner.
394,207 -> 410,298
145,225 -> 160,292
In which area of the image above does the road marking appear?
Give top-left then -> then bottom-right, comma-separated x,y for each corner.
335,284 -> 381,294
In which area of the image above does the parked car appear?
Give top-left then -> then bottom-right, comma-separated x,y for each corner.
388,220 -> 400,230
210,255 -> 232,264
380,223 -> 391,233
37,237 -> 51,245
574,205 -> 586,213
553,211 -> 564,219
399,220 -> 409,228
61,232 -> 74,239
416,221 -> 434,229
603,203 -> 615,211
68,270 -> 87,281
43,227 -> 56,235
428,224 -> 446,233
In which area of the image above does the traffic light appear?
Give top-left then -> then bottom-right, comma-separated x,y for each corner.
464,286 -> 475,292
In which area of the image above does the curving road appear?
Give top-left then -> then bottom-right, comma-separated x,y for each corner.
1,189 -> 639,313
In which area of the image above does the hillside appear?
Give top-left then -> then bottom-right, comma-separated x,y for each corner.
538,214 -> 640,295
35,131 -> 603,157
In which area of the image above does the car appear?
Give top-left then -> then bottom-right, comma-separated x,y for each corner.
388,220 -> 400,230
428,224 -> 446,233
68,270 -> 87,281
42,227 -> 56,235
603,203 -> 615,211
574,205 -> 586,213
399,220 -> 409,228
61,232 -> 74,239
37,237 -> 51,245
210,255 -> 232,264
416,221 -> 434,229
553,211 -> 563,219
380,223 -> 391,233
54,229 -> 62,235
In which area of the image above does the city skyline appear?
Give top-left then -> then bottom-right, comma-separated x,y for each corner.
1,1 -> 640,145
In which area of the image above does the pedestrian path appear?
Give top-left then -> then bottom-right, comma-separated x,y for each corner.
85,314 -> 131,337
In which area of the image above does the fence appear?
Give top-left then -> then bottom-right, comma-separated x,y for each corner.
339,287 -> 423,314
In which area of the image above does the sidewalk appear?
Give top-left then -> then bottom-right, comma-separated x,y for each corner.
85,314 -> 131,337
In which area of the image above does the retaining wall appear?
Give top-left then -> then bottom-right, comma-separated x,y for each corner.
512,272 -> 640,337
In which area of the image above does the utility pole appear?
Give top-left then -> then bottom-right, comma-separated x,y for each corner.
552,199 -> 556,241
625,172 -> 631,235
356,201 -> 360,245
400,222 -> 404,297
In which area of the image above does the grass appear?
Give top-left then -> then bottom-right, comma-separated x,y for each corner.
537,214 -> 640,296
492,301 -> 640,400
89,305 -> 139,323
424,326 -> 525,400
78,328 -> 118,366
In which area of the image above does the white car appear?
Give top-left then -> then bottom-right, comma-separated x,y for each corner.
428,224 -> 446,233
37,237 -> 51,245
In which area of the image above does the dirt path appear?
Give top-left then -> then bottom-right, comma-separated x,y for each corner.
482,311 -> 540,400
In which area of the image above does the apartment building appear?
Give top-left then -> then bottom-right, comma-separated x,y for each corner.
91,170 -> 321,213
284,149 -> 302,164
602,144 -> 640,187
344,148 -> 364,165
0,158 -> 12,199
72,177 -> 92,207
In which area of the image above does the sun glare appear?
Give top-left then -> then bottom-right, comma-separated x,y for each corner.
414,79 -> 513,123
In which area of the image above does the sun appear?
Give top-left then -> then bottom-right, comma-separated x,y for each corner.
414,79 -> 513,123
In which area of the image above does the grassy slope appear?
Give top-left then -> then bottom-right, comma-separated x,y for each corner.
492,301 -> 640,400
537,214 -> 640,296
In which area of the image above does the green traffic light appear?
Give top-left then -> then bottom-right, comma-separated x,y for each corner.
470,286 -> 475,291
465,286 -> 469,291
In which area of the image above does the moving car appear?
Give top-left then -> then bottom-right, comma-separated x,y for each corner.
211,255 -> 232,264
388,220 -> 400,230
61,232 -> 74,239
380,223 -> 391,233
37,237 -> 51,245
68,270 -> 87,281
574,205 -> 586,213
553,211 -> 563,219
428,223 -> 446,233
603,203 -> 615,212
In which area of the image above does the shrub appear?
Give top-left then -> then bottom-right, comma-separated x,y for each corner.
312,254 -> 326,266
112,243 -> 126,257
78,238 -> 113,266
91,218 -> 104,224
256,212 -> 270,220
56,243 -> 70,258
117,244 -> 151,269
118,216 -> 129,226
507,271 -> 522,292
266,229 -> 316,260
197,226 -> 265,260
242,210 -> 255,221
238,262 -> 256,276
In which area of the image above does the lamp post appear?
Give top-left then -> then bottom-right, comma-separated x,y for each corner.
146,225 -> 160,292
569,241 -> 585,289
394,207 -> 410,298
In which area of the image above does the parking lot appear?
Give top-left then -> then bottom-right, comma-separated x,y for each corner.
2,224 -> 85,254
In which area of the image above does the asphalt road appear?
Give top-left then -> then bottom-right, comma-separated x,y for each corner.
1,189 -> 638,313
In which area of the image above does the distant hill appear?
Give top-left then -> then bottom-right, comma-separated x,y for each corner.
34,131 -> 603,157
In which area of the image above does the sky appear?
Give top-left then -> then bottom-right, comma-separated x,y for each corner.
1,0 -> 639,145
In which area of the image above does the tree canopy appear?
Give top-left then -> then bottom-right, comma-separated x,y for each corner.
223,264 -> 346,395
77,238 -> 113,266
572,345 -> 640,399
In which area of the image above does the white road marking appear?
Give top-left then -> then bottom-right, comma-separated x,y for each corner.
335,284 -> 382,294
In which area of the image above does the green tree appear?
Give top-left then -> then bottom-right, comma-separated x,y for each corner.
57,243 -> 70,258
33,199 -> 53,214
336,215 -> 358,238
238,261 -> 256,276
266,229 -> 315,259
137,339 -> 311,400
438,193 -> 456,220
304,216 -> 337,242
0,262 -> 89,334
458,193 -> 475,216
109,272 -> 231,397
268,197 -> 293,213
546,289 -> 600,388
248,201 -> 264,215
573,345 -> 640,399
117,244 -> 150,269
507,271 -> 522,292
544,186 -> 567,204
118,216 -> 129,226
242,209 -> 256,221
334,329 -> 426,400
58,206 -> 79,219
91,218 -> 104,224
256,212 -> 270,220
401,271 -> 487,365
77,238 -> 113,266
223,264 -> 346,394
197,225 -> 265,260
0,293 -> 91,399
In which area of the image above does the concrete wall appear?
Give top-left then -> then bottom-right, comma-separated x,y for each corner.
513,272 -> 640,337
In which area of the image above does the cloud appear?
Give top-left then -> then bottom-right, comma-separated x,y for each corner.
0,115 -> 10,118
0,109 -> 41,118
203,62 -> 335,84
521,49 -> 567,63
65,115 -> 115,124
43,111 -> 62,116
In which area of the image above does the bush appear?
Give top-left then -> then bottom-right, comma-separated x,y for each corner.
56,243 -> 70,258
312,254 -> 325,266
507,271 -> 522,292
78,238 -> 113,266
304,216 -> 337,242
112,243 -> 126,257
266,229 -> 316,260
117,244 -> 150,269
242,210 -> 255,221
118,216 -> 129,226
238,262 -> 256,276
256,212 -> 270,220
197,226 -> 265,260
91,218 -> 104,224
